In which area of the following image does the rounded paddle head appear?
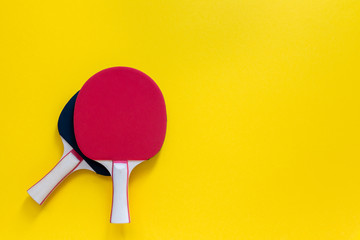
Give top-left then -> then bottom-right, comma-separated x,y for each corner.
58,92 -> 111,176
74,67 -> 167,161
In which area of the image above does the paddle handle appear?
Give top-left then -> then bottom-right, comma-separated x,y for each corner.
111,161 -> 130,223
27,149 -> 82,205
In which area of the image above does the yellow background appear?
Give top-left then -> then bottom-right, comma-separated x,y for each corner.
1,0 -> 360,239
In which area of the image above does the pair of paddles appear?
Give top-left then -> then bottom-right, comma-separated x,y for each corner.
27,67 -> 167,223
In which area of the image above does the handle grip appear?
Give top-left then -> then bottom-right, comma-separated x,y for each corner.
27,150 -> 82,204
110,161 -> 130,223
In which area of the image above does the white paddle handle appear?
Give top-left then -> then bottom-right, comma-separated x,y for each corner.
27,150 -> 82,205
111,161 -> 130,223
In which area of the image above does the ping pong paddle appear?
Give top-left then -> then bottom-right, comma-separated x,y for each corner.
27,92 -> 111,205
74,67 -> 167,223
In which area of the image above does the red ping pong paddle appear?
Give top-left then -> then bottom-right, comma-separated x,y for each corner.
74,67 -> 167,223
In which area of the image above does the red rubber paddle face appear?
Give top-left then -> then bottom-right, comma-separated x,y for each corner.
74,67 -> 167,161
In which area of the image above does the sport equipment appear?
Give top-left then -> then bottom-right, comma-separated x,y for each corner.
74,67 -> 167,223
27,92 -> 110,205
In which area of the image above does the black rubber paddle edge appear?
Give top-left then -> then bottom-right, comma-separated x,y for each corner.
58,92 -> 111,176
